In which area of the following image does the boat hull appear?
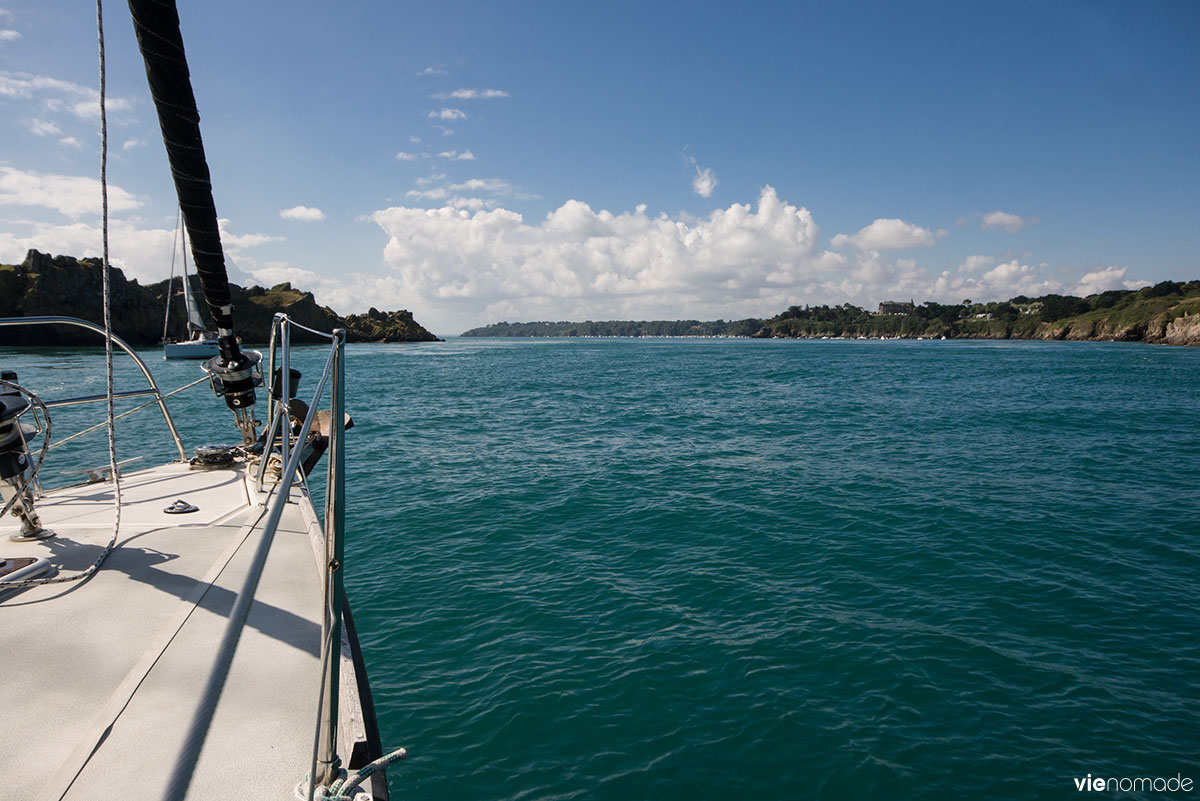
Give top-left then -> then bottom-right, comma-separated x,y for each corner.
163,340 -> 219,359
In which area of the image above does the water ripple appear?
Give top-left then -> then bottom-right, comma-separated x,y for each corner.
16,340 -> 1187,800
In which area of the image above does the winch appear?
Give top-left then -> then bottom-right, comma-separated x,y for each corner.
0,371 -> 53,542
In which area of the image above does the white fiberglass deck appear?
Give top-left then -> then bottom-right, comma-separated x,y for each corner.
0,461 -> 334,799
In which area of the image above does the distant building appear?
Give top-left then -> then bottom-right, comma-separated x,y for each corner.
878,300 -> 915,315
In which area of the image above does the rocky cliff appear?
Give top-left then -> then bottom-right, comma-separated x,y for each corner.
0,250 -> 440,346
343,307 -> 438,342
1028,312 -> 1192,345
752,318 -> 1200,345
0,250 -> 166,345
1164,312 -> 1200,346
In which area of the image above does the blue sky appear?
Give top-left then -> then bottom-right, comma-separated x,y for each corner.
1,0 -> 1197,334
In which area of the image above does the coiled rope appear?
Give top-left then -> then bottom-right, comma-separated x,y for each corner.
321,747 -> 408,800
301,746 -> 409,801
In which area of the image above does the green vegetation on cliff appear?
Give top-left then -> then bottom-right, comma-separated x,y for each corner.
463,280 -> 1200,345
463,318 -> 764,338
0,250 -> 440,345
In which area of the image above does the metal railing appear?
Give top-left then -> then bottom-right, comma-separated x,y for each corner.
163,313 -> 349,800
0,316 -> 187,461
4,314 -> 354,797
263,313 -> 349,792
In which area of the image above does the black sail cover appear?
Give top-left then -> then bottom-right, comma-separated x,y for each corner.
127,0 -> 234,335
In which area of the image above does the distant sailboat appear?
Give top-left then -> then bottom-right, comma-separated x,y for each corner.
163,218 -> 220,359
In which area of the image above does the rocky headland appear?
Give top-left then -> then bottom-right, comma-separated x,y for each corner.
0,250 -> 440,346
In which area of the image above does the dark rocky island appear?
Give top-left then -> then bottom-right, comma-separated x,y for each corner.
0,250 -> 440,345
463,281 -> 1200,346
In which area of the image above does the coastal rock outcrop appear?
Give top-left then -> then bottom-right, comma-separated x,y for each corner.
0,250 -> 439,346
1164,313 -> 1200,346
343,307 -> 440,343
1,251 -> 165,344
229,282 -> 345,343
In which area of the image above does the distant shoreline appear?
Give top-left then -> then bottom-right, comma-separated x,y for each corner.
462,283 -> 1200,346
457,331 -> 1194,346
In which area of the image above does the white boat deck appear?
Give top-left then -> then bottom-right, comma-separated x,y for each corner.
0,461 -> 350,799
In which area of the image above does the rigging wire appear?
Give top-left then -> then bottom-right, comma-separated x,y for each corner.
46,375 -> 209,453
162,207 -> 181,344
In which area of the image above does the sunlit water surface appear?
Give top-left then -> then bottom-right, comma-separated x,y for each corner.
6,337 -> 1197,800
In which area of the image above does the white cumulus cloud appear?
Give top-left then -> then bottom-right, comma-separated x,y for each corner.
981,210 -> 1028,232
831,218 -> 939,250
448,177 -> 514,194
428,108 -> 466,121
0,29 -> 20,42
0,166 -> 140,218
684,153 -> 717,198
249,264 -> 322,288
364,185 -> 836,333
1074,266 -> 1128,296
923,259 -> 1064,304
0,219 -> 174,283
416,173 -> 446,187
692,166 -> 717,198
0,71 -> 136,122
437,150 -> 475,161
958,254 -> 995,274
217,218 -> 283,258
436,89 -> 509,100
0,218 -> 249,288
279,205 -> 326,222
27,118 -> 61,136
406,187 -> 449,201
353,188 -> 1096,333
394,151 -> 418,161
49,183 -> 1119,337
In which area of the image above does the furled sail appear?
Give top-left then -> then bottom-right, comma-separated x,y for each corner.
129,0 -> 259,440
181,231 -> 206,333
127,0 -> 233,336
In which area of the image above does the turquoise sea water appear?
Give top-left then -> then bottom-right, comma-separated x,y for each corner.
5,338 -> 1199,799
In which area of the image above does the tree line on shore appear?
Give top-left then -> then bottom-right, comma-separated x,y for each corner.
462,280 -> 1200,343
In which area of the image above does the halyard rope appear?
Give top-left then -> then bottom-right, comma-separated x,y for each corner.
98,0 -> 123,581
0,0 -> 122,590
